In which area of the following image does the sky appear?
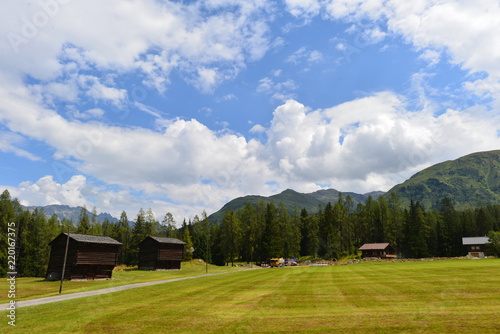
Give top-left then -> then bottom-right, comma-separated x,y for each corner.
1,0 -> 500,224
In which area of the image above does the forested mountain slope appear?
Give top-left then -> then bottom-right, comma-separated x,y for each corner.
386,150 -> 500,210
208,188 -> 383,223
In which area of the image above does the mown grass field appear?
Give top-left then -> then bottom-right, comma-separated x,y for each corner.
0,261 -> 245,303
3,259 -> 500,333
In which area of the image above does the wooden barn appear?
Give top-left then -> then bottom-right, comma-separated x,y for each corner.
462,236 -> 490,258
138,236 -> 186,270
359,243 -> 397,259
46,233 -> 122,281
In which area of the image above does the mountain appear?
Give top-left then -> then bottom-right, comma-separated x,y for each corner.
385,150 -> 500,210
208,188 -> 383,223
24,204 -> 119,224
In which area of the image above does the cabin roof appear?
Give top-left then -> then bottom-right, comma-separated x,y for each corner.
462,236 -> 489,245
145,236 -> 187,245
359,243 -> 391,250
51,233 -> 122,245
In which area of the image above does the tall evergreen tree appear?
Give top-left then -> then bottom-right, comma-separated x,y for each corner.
219,210 -> 242,265
0,190 -> 22,277
319,202 -> 340,260
283,208 -> 301,258
239,203 -> 263,263
116,211 -> 131,265
261,203 -> 283,260
145,208 -> 157,237
181,220 -> 194,261
89,206 -> 103,235
76,205 -> 91,234
130,208 -> 146,265
438,197 -> 461,256
404,201 -> 430,258
161,212 -> 177,238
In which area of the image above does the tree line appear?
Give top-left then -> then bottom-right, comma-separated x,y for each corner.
1,189 -> 499,277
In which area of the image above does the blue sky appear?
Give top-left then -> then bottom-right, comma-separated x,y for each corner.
1,0 -> 499,222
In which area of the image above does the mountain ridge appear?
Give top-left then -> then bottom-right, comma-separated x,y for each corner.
24,204 -> 119,224
208,187 -> 384,223
385,149 -> 500,209
208,150 -> 500,222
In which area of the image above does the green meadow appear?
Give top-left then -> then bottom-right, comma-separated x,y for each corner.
0,261 -> 245,303
2,259 -> 500,333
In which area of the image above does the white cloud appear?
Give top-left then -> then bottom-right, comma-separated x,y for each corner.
419,49 -> 441,66
249,124 -> 266,133
323,0 -> 388,21
261,93 -> 500,193
286,47 -> 324,65
0,0 -> 273,94
67,107 -> 105,120
2,83 -> 500,218
256,77 -> 298,102
320,0 -> 500,98
0,131 -> 41,161
285,0 -> 321,18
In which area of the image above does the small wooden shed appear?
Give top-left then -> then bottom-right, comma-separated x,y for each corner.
462,236 -> 490,258
46,233 -> 122,281
359,243 -> 396,259
138,236 -> 186,270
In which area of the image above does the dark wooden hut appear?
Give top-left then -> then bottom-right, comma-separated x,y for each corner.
462,236 -> 490,258
46,233 -> 122,281
138,236 -> 186,270
359,243 -> 396,259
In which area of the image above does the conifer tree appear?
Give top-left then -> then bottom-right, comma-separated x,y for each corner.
130,208 -> 146,265
161,212 -> 177,238
117,211 -> 131,265
219,210 -> 242,265
76,205 -> 91,234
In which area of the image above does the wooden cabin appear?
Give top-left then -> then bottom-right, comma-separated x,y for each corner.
359,243 -> 396,259
46,233 -> 122,281
138,236 -> 186,270
462,236 -> 490,258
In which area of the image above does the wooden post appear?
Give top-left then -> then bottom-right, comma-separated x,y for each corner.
59,227 -> 70,294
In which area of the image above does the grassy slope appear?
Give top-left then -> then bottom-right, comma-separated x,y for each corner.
387,150 -> 500,209
0,261 -> 245,304
3,259 -> 500,333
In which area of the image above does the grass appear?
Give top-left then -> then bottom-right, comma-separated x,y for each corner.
0,260 -> 245,303
2,259 -> 500,333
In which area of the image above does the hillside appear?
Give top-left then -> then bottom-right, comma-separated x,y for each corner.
208,188 -> 383,223
386,150 -> 500,210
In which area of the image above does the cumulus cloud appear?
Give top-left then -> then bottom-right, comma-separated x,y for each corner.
2,0 -> 500,221
256,77 -> 298,101
2,81 -> 500,218
0,0 -> 272,93
285,0 -> 321,19
262,94 -> 500,192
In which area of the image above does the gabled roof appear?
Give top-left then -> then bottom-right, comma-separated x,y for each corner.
359,243 -> 391,250
145,236 -> 187,245
462,236 -> 489,245
50,233 -> 122,246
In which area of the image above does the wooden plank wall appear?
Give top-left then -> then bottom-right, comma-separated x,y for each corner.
45,238 -> 78,280
139,238 -> 159,269
159,243 -> 184,260
76,245 -> 119,266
